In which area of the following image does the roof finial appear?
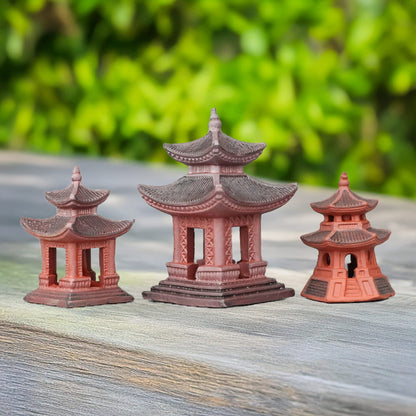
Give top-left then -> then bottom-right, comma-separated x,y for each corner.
339,172 -> 350,187
208,108 -> 222,132
72,165 -> 82,182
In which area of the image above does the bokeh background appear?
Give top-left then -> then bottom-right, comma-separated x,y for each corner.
1,0 -> 416,197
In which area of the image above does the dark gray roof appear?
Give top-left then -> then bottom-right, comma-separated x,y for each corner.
138,176 -> 216,206
220,176 -> 297,205
45,184 -> 109,207
72,216 -> 133,238
138,174 -> 297,209
163,132 -> 266,166
20,215 -> 133,239
301,227 -> 390,246
311,189 -> 377,214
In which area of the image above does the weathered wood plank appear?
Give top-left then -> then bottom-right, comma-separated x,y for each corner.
1,321 -> 415,416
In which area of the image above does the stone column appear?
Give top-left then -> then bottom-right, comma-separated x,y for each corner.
39,241 -> 57,287
59,243 -> 90,289
100,240 -> 119,287
196,217 -> 240,283
250,214 -> 262,262
245,214 -> 267,279
167,217 -> 198,280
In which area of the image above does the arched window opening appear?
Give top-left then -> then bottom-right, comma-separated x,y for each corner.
323,253 -> 331,266
328,215 -> 334,222
345,254 -> 357,278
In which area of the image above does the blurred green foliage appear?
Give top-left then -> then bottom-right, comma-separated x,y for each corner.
1,0 -> 416,197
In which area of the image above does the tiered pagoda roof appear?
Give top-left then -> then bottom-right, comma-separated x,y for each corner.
138,109 -> 297,215
163,109 -> 266,166
301,172 -> 390,248
21,166 -> 134,241
310,172 -> 378,214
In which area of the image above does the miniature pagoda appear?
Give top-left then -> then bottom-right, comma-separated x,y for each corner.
20,166 -> 134,307
138,108 -> 297,307
301,172 -> 395,302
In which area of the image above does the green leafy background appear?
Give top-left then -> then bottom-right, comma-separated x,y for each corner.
1,0 -> 416,197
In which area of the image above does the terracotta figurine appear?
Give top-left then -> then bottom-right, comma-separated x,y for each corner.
138,108 -> 297,307
301,172 -> 395,302
21,166 -> 134,307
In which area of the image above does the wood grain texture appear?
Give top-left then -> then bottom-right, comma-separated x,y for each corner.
1,320 -> 415,416
1,152 -> 416,416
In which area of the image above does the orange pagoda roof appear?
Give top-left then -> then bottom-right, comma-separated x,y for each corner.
311,172 -> 378,214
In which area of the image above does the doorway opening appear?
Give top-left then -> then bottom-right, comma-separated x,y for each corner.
345,254 -> 357,278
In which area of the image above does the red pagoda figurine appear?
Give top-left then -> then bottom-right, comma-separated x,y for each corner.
301,172 -> 395,303
138,108 -> 297,307
21,166 -> 134,307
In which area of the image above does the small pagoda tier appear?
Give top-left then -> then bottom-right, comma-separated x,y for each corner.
301,172 -> 395,303
138,108 -> 297,307
21,166 -> 134,307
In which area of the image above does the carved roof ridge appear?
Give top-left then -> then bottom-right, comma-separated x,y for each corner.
163,109 -> 266,166
301,226 -> 390,247
311,172 -> 378,213
45,166 -> 109,208
138,174 -> 297,213
20,214 -> 134,239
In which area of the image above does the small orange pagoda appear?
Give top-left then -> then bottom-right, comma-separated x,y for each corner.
138,108 -> 297,307
301,172 -> 395,302
20,166 -> 134,307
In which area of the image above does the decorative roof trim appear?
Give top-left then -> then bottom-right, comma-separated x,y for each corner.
301,227 -> 390,248
311,172 -> 378,214
45,166 -> 109,208
140,184 -> 297,216
20,215 -> 134,240
163,109 -> 266,166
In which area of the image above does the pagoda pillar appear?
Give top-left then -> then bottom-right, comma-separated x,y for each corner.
195,218 -> 240,283
99,240 -> 120,288
21,165 -> 134,307
59,243 -> 90,289
167,216 -> 198,280
39,241 -> 57,287
238,214 -> 268,280
212,217 -> 230,265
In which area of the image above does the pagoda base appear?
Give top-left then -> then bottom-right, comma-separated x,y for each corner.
142,277 -> 294,307
301,276 -> 395,303
24,286 -> 134,308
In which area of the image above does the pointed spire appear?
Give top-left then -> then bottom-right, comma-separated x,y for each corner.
208,108 -> 222,132
70,166 -> 82,200
72,165 -> 82,183
339,172 -> 350,188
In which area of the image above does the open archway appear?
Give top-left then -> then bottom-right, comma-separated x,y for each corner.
345,254 -> 357,278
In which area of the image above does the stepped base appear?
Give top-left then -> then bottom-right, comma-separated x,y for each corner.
301,276 -> 395,303
142,277 -> 294,307
24,286 -> 134,308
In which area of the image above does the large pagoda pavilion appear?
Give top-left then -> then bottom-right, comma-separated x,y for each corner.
138,108 -> 297,307
21,166 -> 134,307
301,172 -> 395,302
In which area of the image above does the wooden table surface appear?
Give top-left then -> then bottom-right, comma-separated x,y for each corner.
1,151 -> 415,416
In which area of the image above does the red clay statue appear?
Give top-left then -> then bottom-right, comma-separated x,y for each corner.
138,108 -> 297,307
301,172 -> 395,302
21,166 -> 134,307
